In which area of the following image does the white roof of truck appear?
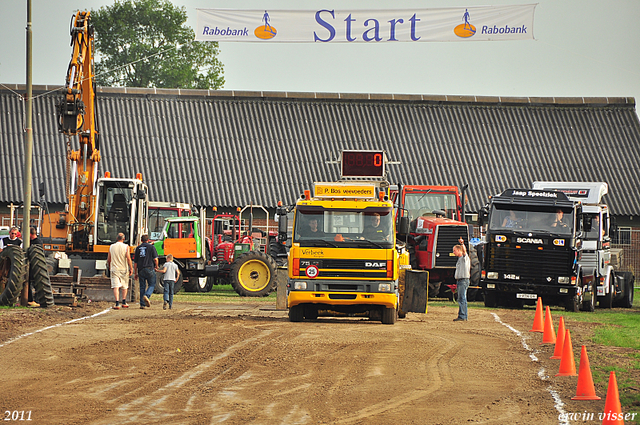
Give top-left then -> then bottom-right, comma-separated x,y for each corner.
531,181 -> 608,204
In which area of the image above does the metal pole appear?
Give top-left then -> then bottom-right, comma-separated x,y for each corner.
23,0 -> 33,251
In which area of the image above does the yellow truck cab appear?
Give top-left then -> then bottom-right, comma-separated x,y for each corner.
286,150 -> 411,324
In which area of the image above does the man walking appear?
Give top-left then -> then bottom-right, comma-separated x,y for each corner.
134,234 -> 159,309
453,237 -> 471,322
107,233 -> 133,309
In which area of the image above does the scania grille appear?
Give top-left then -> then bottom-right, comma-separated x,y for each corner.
434,225 -> 468,267
487,245 -> 572,277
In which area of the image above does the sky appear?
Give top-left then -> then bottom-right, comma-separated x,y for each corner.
1,0 -> 639,111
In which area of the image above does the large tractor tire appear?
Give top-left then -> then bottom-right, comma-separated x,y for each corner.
0,246 -> 26,307
230,251 -> 276,297
27,244 -> 55,308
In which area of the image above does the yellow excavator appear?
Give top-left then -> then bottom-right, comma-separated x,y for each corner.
40,11 -> 148,295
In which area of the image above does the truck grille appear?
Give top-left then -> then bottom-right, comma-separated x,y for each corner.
434,225 -> 468,267
487,244 -> 573,277
299,258 -> 388,280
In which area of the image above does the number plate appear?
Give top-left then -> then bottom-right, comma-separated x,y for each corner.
516,293 -> 537,299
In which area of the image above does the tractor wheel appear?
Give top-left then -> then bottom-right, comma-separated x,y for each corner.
0,246 -> 26,307
289,305 -> 304,322
27,244 -> 54,308
381,306 -> 397,325
230,251 -> 276,297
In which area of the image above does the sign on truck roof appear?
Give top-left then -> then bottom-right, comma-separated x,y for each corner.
531,181 -> 608,204
314,182 -> 377,199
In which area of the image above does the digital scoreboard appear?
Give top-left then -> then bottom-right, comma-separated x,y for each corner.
341,150 -> 385,178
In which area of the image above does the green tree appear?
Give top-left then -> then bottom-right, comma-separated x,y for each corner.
91,0 -> 224,89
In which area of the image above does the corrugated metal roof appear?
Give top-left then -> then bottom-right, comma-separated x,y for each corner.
2,85 -> 640,215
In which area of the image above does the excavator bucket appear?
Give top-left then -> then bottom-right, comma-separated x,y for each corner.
400,270 -> 429,314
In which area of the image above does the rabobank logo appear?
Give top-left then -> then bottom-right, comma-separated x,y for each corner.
454,9 -> 476,38
254,10 -> 277,40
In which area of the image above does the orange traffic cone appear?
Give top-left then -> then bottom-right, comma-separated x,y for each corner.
555,329 -> 577,376
571,345 -> 601,400
602,371 -> 624,424
551,316 -> 566,359
541,306 -> 557,344
530,297 -> 544,333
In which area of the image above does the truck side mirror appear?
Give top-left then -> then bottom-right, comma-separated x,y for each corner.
398,216 -> 409,237
278,213 -> 288,243
137,188 -> 146,200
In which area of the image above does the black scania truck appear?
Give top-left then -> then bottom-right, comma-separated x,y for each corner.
479,188 -> 591,312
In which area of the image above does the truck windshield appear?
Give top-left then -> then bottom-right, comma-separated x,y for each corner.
96,184 -> 134,245
583,213 -> 603,240
294,207 -> 393,247
404,192 -> 458,221
149,208 -> 181,241
489,204 -> 574,235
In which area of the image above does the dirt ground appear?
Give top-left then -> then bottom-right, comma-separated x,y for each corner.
0,299 -> 634,425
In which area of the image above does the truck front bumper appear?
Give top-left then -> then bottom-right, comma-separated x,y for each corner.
288,291 -> 398,309
482,280 -> 580,298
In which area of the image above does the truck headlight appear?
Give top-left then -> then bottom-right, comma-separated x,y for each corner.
294,281 -> 307,290
378,283 -> 392,292
486,283 -> 496,289
487,272 -> 498,280
558,276 -> 570,284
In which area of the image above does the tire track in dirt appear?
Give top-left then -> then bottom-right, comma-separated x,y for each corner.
91,327 -> 275,424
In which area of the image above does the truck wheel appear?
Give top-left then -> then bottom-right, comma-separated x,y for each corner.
154,270 -> 164,294
467,247 -> 481,301
184,277 -> 208,293
174,269 -> 183,293
204,276 -> 215,292
484,291 -> 497,308
599,279 -> 614,309
27,244 -> 55,308
381,306 -> 397,324
289,305 -> 304,322
303,305 -> 318,320
620,272 -> 634,308
230,251 -> 276,297
0,246 -> 26,307
581,291 -> 595,312
565,294 -> 579,312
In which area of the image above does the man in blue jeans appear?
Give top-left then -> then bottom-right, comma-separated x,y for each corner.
453,237 -> 471,321
134,234 -> 159,309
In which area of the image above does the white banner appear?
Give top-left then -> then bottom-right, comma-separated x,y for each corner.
196,5 -> 536,43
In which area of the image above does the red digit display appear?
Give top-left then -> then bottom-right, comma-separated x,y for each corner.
341,150 -> 385,177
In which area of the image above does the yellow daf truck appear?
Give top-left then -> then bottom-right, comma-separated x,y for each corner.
284,150 -> 414,324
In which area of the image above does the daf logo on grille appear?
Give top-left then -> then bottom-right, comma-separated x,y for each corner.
365,262 -> 385,268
